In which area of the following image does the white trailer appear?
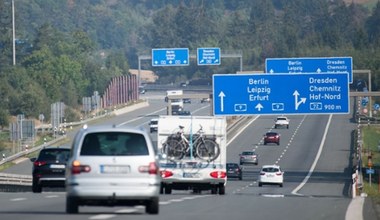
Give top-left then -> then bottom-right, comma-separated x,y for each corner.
157,115 -> 227,195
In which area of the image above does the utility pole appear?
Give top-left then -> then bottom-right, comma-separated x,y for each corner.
12,0 -> 16,66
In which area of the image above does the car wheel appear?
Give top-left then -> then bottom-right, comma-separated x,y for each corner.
277,141 -> 280,145
66,196 -> 79,214
146,197 -> 159,214
240,162 -> 243,165
211,187 -> 218,194
218,185 -> 225,195
287,125 -> 289,129
32,182 -> 42,193
239,175 -> 242,181
164,186 -> 172,194
275,125 -> 277,129
279,183 -> 283,187
159,185 -> 164,194
258,182 -> 262,187
193,188 -> 201,194
264,142 -> 267,145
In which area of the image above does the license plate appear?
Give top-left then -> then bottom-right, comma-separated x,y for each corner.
183,173 -> 200,178
50,164 -> 65,169
101,165 -> 130,174
267,174 -> 275,177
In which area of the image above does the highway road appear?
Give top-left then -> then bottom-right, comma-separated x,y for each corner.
0,91 -> 362,220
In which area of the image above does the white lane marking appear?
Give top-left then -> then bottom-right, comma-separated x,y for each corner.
45,195 -> 59,198
227,116 -> 260,147
89,214 -> 116,219
115,208 -> 139,213
10,198 -> 26,201
291,114 -> 332,196
261,194 -> 285,198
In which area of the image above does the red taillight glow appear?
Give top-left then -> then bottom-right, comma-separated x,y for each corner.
34,161 -> 47,167
210,171 -> 226,179
276,172 -> 283,176
71,160 -> 91,174
260,172 -> 265,175
139,162 -> 159,175
160,170 -> 173,178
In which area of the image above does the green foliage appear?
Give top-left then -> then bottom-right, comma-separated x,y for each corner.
0,0 -> 379,126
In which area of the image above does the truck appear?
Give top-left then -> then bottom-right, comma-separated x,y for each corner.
165,90 -> 184,108
157,115 -> 227,195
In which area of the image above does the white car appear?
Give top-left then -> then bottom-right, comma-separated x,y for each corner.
274,116 -> 289,129
149,118 -> 158,133
258,165 -> 284,187
65,125 -> 161,214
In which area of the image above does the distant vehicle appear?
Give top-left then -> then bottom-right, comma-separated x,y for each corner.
275,116 -> 289,129
180,82 -> 187,87
139,86 -> 146,94
226,163 -> 243,180
177,110 -> 191,115
171,105 -> 184,115
65,125 -> 160,214
183,98 -> 191,104
263,132 -> 280,145
149,118 -> 159,133
239,151 -> 258,165
30,145 -> 71,193
258,165 -> 284,187
201,97 -> 210,103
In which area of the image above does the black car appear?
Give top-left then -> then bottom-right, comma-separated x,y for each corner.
226,163 -> 243,180
30,146 -> 71,193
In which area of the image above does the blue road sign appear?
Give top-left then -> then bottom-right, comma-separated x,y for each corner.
213,73 -> 349,116
265,57 -> 353,83
374,104 -> 380,110
152,48 -> 189,66
366,168 -> 375,175
197,48 -> 221,65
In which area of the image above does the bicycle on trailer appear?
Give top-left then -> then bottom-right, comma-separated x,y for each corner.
162,125 -> 220,162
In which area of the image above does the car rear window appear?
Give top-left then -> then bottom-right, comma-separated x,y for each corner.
38,149 -> 70,162
242,151 -> 254,155
80,132 -> 149,156
262,167 -> 280,173
227,163 -> 239,168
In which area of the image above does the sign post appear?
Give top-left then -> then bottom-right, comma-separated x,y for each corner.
213,73 -> 349,116
265,57 -> 353,83
152,48 -> 189,66
197,48 -> 221,65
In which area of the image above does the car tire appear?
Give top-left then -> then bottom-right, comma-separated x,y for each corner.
240,162 -> 243,165
264,142 -> 267,145
239,175 -> 242,181
32,182 -> 42,193
211,187 -> 218,194
146,197 -> 159,214
66,196 -> 79,214
159,185 -> 164,194
279,183 -> 283,187
277,142 -> 280,145
258,182 -> 262,187
218,185 -> 225,195
164,186 -> 172,194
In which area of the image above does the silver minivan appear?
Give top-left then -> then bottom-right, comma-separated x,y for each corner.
65,125 -> 161,214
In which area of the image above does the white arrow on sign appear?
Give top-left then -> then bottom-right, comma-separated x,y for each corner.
316,68 -> 321,73
219,91 -> 226,112
293,90 -> 306,110
255,103 -> 264,111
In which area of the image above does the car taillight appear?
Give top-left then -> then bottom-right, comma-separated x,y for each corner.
210,171 -> 226,179
139,162 -> 159,175
260,172 -> 265,175
160,170 -> 173,178
276,172 -> 282,176
34,161 -> 47,167
71,160 -> 91,174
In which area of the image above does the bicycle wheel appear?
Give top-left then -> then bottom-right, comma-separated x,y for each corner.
163,139 -> 186,160
195,139 -> 220,162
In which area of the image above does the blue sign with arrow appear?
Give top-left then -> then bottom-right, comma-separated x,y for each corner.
213,73 -> 349,116
197,48 -> 220,65
265,57 -> 353,83
152,48 -> 189,66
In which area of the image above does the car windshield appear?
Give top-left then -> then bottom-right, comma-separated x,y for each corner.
277,117 -> 287,120
38,149 -> 70,162
80,132 -> 149,156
